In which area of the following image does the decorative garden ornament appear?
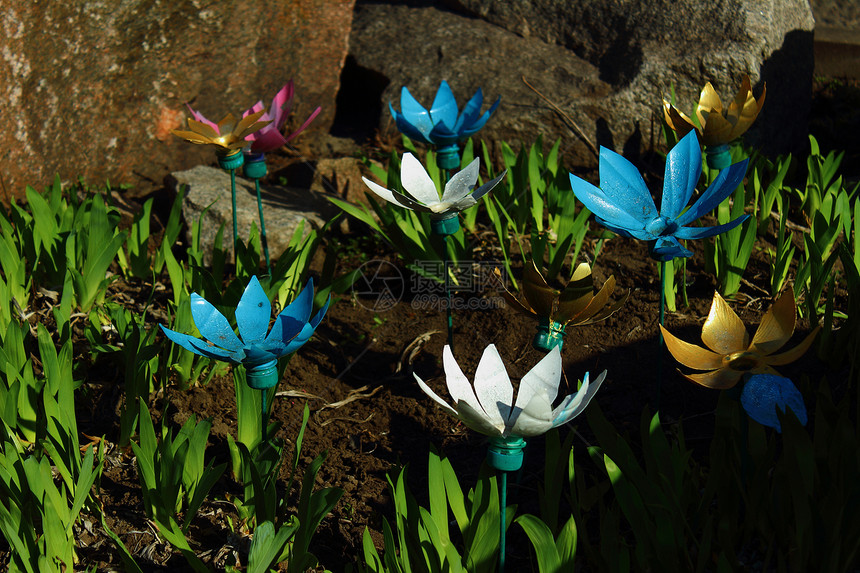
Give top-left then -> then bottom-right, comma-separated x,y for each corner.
659,287 -> 819,390
240,82 -> 322,274
362,153 -> 505,235
415,344 -> 605,439
160,276 -> 329,442
740,373 -> 807,433
390,80 -> 500,170
160,276 -> 328,370
570,129 -> 751,405
663,75 -> 766,169
173,108 -> 271,256
363,153 -> 504,350
416,343 -> 604,573
173,109 -> 270,165
242,81 -> 322,156
569,130 -> 750,262
497,259 -> 627,352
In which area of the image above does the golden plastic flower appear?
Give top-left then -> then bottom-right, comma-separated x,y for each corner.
172,109 -> 270,156
663,75 -> 766,146
499,259 -> 627,328
659,288 -> 819,389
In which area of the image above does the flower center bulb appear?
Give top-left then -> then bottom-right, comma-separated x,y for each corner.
705,144 -> 732,170
430,212 -> 460,236
645,215 -> 678,237
487,435 -> 526,472
217,149 -> 244,171
725,351 -> 761,371
245,359 -> 279,389
436,144 -> 461,171
533,317 -> 565,352
243,152 -> 268,179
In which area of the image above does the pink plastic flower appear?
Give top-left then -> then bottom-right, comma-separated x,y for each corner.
242,81 -> 322,153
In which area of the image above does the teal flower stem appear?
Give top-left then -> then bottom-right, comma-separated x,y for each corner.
261,388 -> 268,443
487,436 -> 526,573
254,178 -> 272,275
440,166 -> 453,348
218,151 -> 245,265
445,236 -> 454,348
499,470 -> 508,573
245,152 -> 272,275
231,168 -> 239,255
657,260 -> 666,409
431,216 -> 459,349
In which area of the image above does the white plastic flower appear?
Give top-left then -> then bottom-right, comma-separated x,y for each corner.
415,344 -> 605,438
361,153 -> 505,220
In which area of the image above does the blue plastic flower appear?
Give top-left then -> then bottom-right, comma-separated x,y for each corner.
390,80 -> 499,169
569,131 -> 750,262
740,374 -> 808,433
160,276 -> 328,367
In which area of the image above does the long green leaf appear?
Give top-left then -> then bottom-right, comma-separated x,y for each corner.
516,514 -> 562,573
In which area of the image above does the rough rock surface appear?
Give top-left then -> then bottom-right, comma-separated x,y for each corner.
810,0 -> 860,27
311,156 -> 372,205
0,1 -> 354,201
349,2 -> 610,170
349,0 -> 814,166
167,165 -> 327,264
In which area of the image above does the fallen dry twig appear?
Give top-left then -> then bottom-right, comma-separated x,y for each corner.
522,75 -> 599,158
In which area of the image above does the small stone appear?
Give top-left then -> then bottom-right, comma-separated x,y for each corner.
167,165 -> 327,265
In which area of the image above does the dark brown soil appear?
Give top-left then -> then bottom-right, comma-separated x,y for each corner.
55,220 -> 831,572
2,75 -> 854,573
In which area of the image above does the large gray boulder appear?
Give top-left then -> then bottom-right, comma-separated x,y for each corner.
0,1 -> 354,201
349,3 -> 609,170
349,0 -> 814,167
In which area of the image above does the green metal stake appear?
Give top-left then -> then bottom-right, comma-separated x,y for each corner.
217,151 -> 245,264
657,260 -> 666,409
244,152 -> 272,275
432,215 -> 460,349
444,235 -> 453,348
499,470 -> 508,571
487,436 -> 526,573
438,165 -> 455,348
254,179 -> 272,274
231,169 -> 238,250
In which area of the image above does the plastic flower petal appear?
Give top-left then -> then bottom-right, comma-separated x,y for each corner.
663,75 -> 766,146
415,344 -> 606,438
499,259 -> 627,328
361,153 -> 505,220
569,130 -> 750,261
160,276 -> 328,366
242,81 -> 322,153
172,109 -> 271,156
740,374 -> 807,433
659,287 -> 820,389
389,80 -> 500,147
